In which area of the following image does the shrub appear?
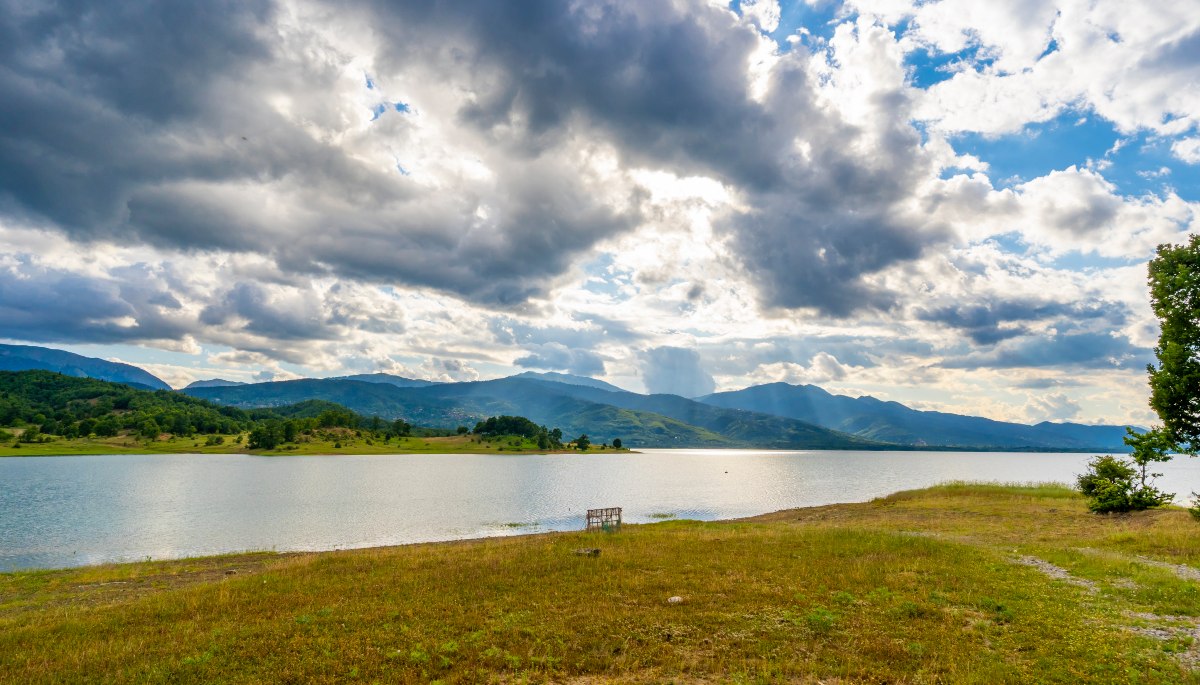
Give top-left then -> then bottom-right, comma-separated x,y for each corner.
1076,454 -> 1173,513
1190,493 -> 1199,522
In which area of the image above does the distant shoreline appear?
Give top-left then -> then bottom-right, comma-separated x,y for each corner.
0,433 -> 635,458
0,443 -> 1127,457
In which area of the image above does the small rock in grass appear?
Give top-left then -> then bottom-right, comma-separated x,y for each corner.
573,548 -> 601,557
667,596 -> 684,604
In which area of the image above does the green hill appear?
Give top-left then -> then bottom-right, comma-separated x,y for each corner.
0,343 -> 170,390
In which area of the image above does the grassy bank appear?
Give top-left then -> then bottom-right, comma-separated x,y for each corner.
0,433 -> 630,457
2,483 -> 1198,683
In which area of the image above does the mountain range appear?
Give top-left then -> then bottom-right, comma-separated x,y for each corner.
0,344 -> 170,390
699,383 -> 1132,451
3,343 -> 1136,451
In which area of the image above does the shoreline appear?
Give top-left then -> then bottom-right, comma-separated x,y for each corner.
0,481 -> 1077,575
0,444 -> 1127,458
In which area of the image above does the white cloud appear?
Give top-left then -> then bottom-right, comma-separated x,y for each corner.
1173,137 -> 1200,164
848,0 -> 1200,138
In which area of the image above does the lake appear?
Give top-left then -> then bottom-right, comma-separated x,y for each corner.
2,449 -> 1198,572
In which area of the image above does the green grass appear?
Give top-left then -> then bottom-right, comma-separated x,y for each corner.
2,483 -> 1198,683
0,433 -> 632,457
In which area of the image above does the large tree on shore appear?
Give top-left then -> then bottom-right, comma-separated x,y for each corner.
1147,235 -> 1200,454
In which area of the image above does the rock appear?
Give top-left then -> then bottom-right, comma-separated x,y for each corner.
667,596 -> 684,604
573,548 -> 601,557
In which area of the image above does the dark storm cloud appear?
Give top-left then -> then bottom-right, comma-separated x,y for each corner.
0,0 -> 643,306
0,0 -> 948,320
915,299 -> 1121,345
199,282 -> 340,342
640,346 -> 716,397
0,260 -> 192,343
367,1 -> 943,315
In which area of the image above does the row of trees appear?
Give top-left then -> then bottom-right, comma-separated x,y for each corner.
471,415 -> 623,451
246,412 -> 411,450
1078,236 -> 1199,518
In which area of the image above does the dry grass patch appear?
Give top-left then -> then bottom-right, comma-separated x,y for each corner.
1,483 -> 1198,683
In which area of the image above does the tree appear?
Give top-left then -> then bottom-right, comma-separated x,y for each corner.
138,419 -> 160,441
391,419 -> 411,437
1124,427 -> 1175,492
1147,235 -> 1200,454
1076,428 -> 1175,513
456,425 -> 469,435
575,434 -> 590,451
612,438 -> 622,449
248,421 -> 282,450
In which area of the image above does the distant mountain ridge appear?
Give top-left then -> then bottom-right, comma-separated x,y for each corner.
185,376 -> 874,449
509,371 -> 627,393
0,343 -> 170,390
697,382 -> 1134,451
183,378 -> 247,389
331,373 -> 439,388
0,343 -> 1138,451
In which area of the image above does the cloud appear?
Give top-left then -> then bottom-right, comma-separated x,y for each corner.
0,0 -> 974,317
854,0 -> 1200,137
940,331 -> 1150,370
0,258 -> 193,344
753,352 -> 857,385
514,343 -> 605,377
1024,392 -> 1083,422
915,298 -> 1118,346
0,0 -> 1193,429
1173,138 -> 1200,164
640,346 -> 716,397
0,0 -> 645,306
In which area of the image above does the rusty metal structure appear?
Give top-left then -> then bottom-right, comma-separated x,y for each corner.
586,507 -> 622,532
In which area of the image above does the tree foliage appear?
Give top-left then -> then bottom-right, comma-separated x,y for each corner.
473,415 -> 565,449
1147,235 -> 1200,453
0,370 -> 395,450
1076,428 -> 1175,513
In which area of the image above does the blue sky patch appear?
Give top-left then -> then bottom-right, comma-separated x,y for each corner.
907,44 -> 996,89
950,113 -> 1117,188
949,112 -> 1199,201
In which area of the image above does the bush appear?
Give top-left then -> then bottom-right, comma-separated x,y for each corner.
1190,493 -> 1199,522
1076,454 -> 1173,513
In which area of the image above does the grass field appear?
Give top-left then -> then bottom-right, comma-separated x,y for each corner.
1,483 -> 1198,683
0,433 -> 626,457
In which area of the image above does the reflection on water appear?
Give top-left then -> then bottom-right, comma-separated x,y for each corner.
1,449 -> 1197,571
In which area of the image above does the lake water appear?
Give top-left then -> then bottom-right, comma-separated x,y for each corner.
2,449 -> 1198,572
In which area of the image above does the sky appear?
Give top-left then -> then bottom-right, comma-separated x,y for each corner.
1,0 -> 1198,426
